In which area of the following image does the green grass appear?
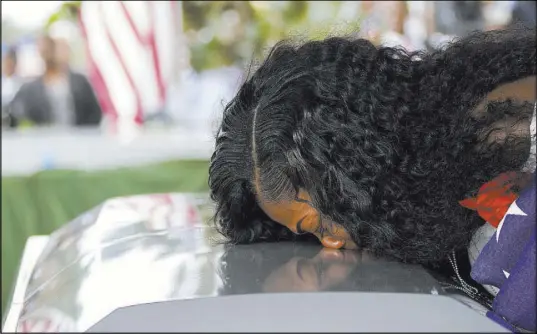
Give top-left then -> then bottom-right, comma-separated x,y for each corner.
1,160 -> 210,318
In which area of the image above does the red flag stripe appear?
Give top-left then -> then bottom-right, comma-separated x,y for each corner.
98,1 -> 144,124
79,1 -> 174,129
109,1 -> 161,123
147,1 -> 166,103
115,1 -> 162,120
80,1 -> 139,129
119,1 -> 146,44
78,7 -> 118,123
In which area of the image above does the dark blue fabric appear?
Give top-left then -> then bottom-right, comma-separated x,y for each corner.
471,173 -> 536,332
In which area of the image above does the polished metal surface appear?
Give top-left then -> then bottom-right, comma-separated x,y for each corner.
8,193 -> 451,332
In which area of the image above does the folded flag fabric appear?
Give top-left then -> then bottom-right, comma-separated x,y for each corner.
459,172 -> 520,228
471,173 -> 536,332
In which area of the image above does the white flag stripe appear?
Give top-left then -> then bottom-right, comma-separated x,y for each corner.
80,1 -> 138,124
146,2 -> 166,102
78,8 -> 117,123
121,1 -> 149,42
99,1 -> 143,123
105,1 -> 160,114
80,1 -> 175,128
81,1 -> 129,122
153,1 -> 175,94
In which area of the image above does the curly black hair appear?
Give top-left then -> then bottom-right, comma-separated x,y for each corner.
209,26 -> 536,265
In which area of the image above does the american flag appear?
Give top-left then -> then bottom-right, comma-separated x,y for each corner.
78,1 -> 180,132
471,173 -> 536,332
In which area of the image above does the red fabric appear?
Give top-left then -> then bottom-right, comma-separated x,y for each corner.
78,8 -> 117,125
459,172 -> 519,228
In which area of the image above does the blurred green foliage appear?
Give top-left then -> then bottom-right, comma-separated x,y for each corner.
45,1 -> 82,30
183,1 -> 361,71
45,1 -> 362,71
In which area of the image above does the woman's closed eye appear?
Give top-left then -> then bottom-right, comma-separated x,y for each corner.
294,195 -> 326,236
296,216 -> 308,234
296,215 -> 326,238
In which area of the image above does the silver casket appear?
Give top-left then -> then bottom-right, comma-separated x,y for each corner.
2,193 -> 507,332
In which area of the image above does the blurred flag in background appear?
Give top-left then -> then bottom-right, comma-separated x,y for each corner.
79,1 -> 179,135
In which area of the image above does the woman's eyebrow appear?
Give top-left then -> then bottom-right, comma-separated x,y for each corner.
295,196 -> 312,205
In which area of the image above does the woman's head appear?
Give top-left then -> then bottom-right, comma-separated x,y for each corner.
38,35 -> 58,69
209,27 -> 536,264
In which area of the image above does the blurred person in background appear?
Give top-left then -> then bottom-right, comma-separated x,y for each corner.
54,37 -> 73,72
359,1 -> 412,48
510,0 -> 537,27
2,46 -> 22,104
431,1 -> 486,37
2,46 -> 23,127
8,34 -> 102,128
